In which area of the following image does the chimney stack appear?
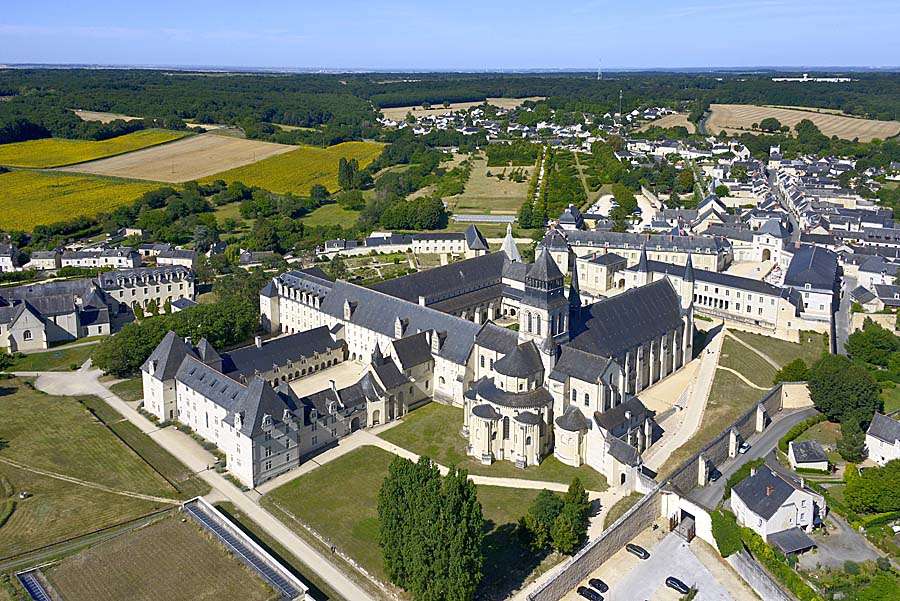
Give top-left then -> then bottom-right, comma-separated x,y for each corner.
329,379 -> 337,393
255,335 -> 263,349
766,486 -> 774,496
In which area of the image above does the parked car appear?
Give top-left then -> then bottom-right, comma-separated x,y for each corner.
739,442 -> 751,454
576,586 -> 603,601
709,469 -> 722,482
665,576 -> 690,594
626,543 -> 650,559
588,578 -> 609,593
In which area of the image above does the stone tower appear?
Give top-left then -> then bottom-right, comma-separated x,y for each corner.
519,246 -> 570,350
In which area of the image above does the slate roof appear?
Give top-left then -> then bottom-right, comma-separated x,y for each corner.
556,230 -> 730,255
549,346 -> 614,383
493,341 -> 543,378
528,247 -> 564,283
390,331 -> 433,370
372,360 -> 411,390
757,219 -> 790,239
299,374 -> 379,418
157,249 -> 197,261
784,245 -> 838,290
555,405 -> 589,431
465,377 -> 553,409
142,331 -> 197,380
628,258 -> 782,296
514,411 -> 542,425
171,298 -> 199,310
175,356 -> 246,413
474,322 -> 520,354
319,280 -> 481,365
858,256 -> 900,275
594,396 -> 648,432
98,266 -> 193,289
732,465 -> 799,520
607,436 -> 641,466
867,412 -> 900,444
500,225 -> 522,262
789,440 -> 828,464
849,286 -> 877,304
874,284 -> 900,307
465,224 -> 489,251
472,404 -> 501,420
221,327 -> 343,380
370,252 -> 505,304
569,279 -> 684,358
585,252 -> 627,266
768,527 -> 816,555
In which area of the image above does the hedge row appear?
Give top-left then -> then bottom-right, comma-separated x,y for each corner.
710,509 -> 742,557
739,526 -> 823,601
778,414 -> 827,453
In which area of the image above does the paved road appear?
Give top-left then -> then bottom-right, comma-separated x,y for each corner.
689,407 -> 819,509
835,274 -> 856,355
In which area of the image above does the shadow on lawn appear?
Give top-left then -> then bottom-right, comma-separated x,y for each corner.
479,520 -> 552,601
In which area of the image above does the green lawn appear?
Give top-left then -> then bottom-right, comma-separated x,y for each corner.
215,502 -> 346,601
796,421 -> 842,448
110,378 -> 144,403
378,402 -> 608,491
658,369 -> 766,477
0,379 -> 182,558
603,492 -> 644,529
262,445 -> 562,600
718,337 -> 777,387
881,384 -> 900,415
44,515 -> 274,601
301,203 -> 361,227
79,396 -> 209,499
729,330 -> 827,369
9,344 -> 97,372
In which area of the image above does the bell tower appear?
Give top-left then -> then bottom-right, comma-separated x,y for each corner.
519,246 -> 569,348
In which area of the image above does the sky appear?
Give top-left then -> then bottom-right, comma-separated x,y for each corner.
2,0 -> 899,71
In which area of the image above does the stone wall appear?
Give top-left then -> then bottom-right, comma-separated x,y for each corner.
851,312 -> 899,335
527,484 -> 663,601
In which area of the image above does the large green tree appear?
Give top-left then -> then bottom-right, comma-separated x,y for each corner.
845,460 -> 900,513
807,354 -> 880,424
837,418 -> 867,463
845,318 -> 900,366
773,358 -> 809,384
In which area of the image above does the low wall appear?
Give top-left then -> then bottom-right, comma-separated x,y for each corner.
527,484 -> 663,601
851,312 -> 899,335
728,550 -> 791,601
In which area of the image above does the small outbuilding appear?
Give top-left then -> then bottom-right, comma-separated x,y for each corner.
788,440 -> 829,472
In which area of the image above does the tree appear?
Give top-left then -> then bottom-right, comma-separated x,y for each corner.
442,101 -> 451,109
845,460 -> 900,513
773,358 -> 809,384
329,255 -> 348,280
0,352 -> 14,372
162,299 -> 172,314
309,183 -> 329,203
715,184 -> 730,197
192,224 -> 217,253
421,102 -> 432,110
759,117 -> 782,132
521,490 -> 564,551
710,510 -> 742,557
807,354 -> 880,424
837,417 -> 867,463
845,318 -> 900,366
551,477 -> 591,554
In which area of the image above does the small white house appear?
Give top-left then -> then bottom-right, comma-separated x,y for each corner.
866,413 -> 900,466
731,465 -> 825,543
788,440 -> 829,472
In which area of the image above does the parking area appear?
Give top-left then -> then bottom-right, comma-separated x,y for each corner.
798,514 -> 880,571
561,524 -> 759,601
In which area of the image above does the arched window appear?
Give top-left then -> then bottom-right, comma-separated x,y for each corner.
489,358 -> 494,370
22,330 -> 32,341
527,312 -> 533,333
536,318 -> 542,335
480,355 -> 485,368
439,376 -> 446,386
584,393 -> 590,407
571,388 -> 577,402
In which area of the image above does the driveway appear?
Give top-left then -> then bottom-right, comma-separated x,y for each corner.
835,274 -> 856,355
799,512 -> 880,571
689,407 -> 819,509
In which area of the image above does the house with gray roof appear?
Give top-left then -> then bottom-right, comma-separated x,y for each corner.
784,245 -> 838,323
866,412 -> 900,466
788,440 -> 829,471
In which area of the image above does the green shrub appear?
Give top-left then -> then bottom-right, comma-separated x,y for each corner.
725,457 -> 765,498
711,510 -> 742,557
739,526 -> 823,601
778,414 -> 827,453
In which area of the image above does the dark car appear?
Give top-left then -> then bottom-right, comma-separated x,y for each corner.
588,578 -> 609,593
625,543 -> 650,559
665,576 -> 690,594
576,586 -> 603,601
709,469 -> 722,482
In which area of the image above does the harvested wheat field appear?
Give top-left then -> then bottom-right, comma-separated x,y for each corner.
61,134 -> 296,182
706,104 -> 900,142
44,516 -> 274,601
73,109 -> 142,123
637,113 -> 695,133
381,97 -> 544,121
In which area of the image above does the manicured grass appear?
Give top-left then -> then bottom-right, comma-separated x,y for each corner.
79,396 -> 209,499
263,445 -> 561,600
0,130 -> 188,168
0,380 -> 175,497
603,492 -> 644,529
718,337 -> 777,387
109,377 -> 144,402
444,155 -> 532,215
215,502 -> 345,601
658,369 -> 766,477
378,402 -> 608,491
44,515 -> 274,601
796,421 -> 842,448
0,170 -> 161,231
9,344 -> 97,372
201,141 -> 384,195
301,203 -> 361,227
729,330 -> 827,369
881,384 -> 900,415
0,462 -> 163,560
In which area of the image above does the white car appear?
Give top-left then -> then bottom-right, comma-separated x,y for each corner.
739,442 -> 751,454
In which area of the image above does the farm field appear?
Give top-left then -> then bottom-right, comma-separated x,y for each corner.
301,203 -> 362,227
0,129 -> 188,168
61,133 -> 296,183
262,445 -> 562,600
637,113 -> 695,133
200,141 -> 385,195
706,104 -> 900,142
73,109 -> 141,123
0,170 -> 160,231
44,516 -> 274,601
380,96 -> 545,121
444,155 -> 532,215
